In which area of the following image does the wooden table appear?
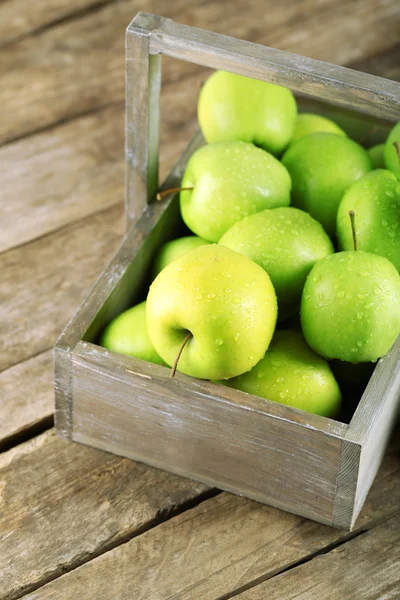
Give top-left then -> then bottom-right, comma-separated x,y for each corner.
1,1 -> 400,598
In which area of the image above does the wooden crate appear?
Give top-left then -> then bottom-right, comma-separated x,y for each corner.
54,13 -> 400,529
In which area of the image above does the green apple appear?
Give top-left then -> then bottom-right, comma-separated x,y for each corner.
219,207 -> 334,321
217,330 -> 342,418
198,70 -> 297,155
337,170 -> 400,272
151,235 -> 210,280
180,141 -> 291,242
282,133 -> 372,237
288,113 -> 346,149
300,251 -> 400,362
100,301 -> 166,365
368,143 -> 386,169
146,244 -> 277,380
384,121 -> 400,180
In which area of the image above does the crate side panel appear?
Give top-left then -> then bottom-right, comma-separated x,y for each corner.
54,344 -> 73,440
349,341 -> 400,526
71,345 -> 343,525
331,439 -> 361,529
131,13 -> 400,120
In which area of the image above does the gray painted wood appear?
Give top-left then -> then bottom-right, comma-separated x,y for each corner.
125,25 -> 160,226
71,341 -> 346,526
347,335 -> 400,527
130,13 -> 400,120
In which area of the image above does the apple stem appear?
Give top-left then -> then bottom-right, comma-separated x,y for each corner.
156,186 -> 194,201
394,141 -> 400,164
349,210 -> 357,251
169,332 -> 192,378
358,126 -> 377,146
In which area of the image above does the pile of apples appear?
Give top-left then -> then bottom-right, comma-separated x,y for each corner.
101,71 -> 400,419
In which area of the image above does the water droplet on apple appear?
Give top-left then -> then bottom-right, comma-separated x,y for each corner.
279,392 -> 286,399
233,297 -> 241,304
357,341 -> 363,347
207,292 -> 216,299
215,338 -> 223,346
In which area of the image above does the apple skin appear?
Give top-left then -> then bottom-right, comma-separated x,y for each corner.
216,330 -> 342,418
198,70 -> 297,155
368,143 -> 386,169
151,235 -> 210,280
146,244 -> 277,380
337,169 -> 400,272
100,301 -> 166,366
180,141 -> 291,242
288,113 -> 346,149
219,207 -> 334,321
384,121 -> 400,180
300,251 -> 400,363
282,133 -> 372,237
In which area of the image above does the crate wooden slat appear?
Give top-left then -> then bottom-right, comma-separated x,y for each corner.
55,13 -> 400,529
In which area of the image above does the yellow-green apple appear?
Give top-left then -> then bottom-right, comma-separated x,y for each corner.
100,301 -> 166,365
282,133 -> 372,237
337,170 -> 400,272
180,140 -> 291,242
300,251 -> 400,362
219,207 -> 334,320
217,330 -> 342,417
198,70 -> 297,155
146,244 -> 277,379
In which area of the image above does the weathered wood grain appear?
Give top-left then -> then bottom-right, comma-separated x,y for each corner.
139,14 -> 399,121
0,204 -> 124,373
0,0 -> 398,145
0,351 -> 53,447
236,514 -> 400,599
72,341 -> 345,526
19,432 -> 400,600
0,104 -> 124,254
0,0 -> 116,46
1,4 -> 399,255
0,430 -> 208,600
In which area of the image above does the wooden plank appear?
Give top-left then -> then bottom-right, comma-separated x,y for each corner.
0,0 -> 115,46
0,351 -> 53,447
72,341 -> 345,526
1,9 -> 399,256
140,14 -> 399,121
346,336 -> 400,526
0,104 -> 124,254
0,0 -> 398,146
19,432 -> 400,600
236,513 -> 400,599
0,204 -> 124,373
0,429 -> 208,600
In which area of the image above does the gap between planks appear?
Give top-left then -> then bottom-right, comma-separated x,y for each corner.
12,486 -> 221,600
214,516 -> 397,600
